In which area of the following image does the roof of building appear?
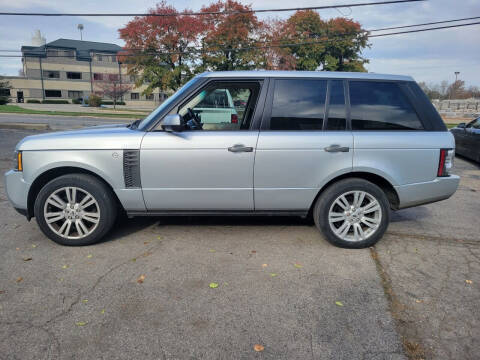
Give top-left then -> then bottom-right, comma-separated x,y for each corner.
21,38 -> 122,60
199,70 -> 414,82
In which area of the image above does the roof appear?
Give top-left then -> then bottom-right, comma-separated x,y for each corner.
199,70 -> 414,82
21,38 -> 122,60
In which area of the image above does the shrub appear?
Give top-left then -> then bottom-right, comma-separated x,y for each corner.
26,99 -> 41,103
72,98 -> 83,104
0,96 -> 10,105
42,99 -> 70,104
88,94 -> 102,107
101,100 -> 126,105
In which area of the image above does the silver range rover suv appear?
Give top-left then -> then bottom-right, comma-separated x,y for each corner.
4,71 -> 459,248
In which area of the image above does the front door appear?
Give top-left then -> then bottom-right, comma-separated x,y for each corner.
254,79 -> 353,210
17,91 -> 24,103
141,80 -> 264,211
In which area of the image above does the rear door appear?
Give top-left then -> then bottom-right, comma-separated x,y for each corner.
254,78 -> 353,210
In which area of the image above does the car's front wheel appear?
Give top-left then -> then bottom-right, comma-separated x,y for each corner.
313,178 -> 390,248
34,174 -> 117,246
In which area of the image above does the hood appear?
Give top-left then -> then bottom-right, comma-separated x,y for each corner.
17,125 -> 145,151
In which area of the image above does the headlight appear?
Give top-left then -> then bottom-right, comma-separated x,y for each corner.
14,151 -> 22,171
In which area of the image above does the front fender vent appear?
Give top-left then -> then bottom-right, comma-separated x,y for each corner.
123,150 -> 141,188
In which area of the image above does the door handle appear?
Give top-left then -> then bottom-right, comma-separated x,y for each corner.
228,144 -> 254,153
324,144 -> 350,153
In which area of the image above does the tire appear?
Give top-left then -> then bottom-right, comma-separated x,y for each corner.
313,178 -> 390,249
34,173 -> 117,246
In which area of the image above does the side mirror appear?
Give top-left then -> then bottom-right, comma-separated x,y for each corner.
161,114 -> 183,132
457,123 -> 466,129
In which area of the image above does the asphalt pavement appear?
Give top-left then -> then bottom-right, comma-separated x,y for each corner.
0,123 -> 479,360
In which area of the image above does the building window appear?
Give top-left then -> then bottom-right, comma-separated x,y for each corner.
97,54 -> 103,61
68,90 -> 83,98
46,49 -> 58,57
0,88 -> 11,96
43,70 -> 60,79
131,93 -> 139,100
66,72 -> 82,80
129,75 -> 137,83
111,55 -> 117,62
146,93 -> 154,101
93,73 -> 103,81
45,90 -> 62,98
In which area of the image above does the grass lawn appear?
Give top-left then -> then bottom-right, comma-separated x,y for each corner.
0,105 -> 144,119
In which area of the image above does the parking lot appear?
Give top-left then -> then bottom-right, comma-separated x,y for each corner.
1,125 -> 479,359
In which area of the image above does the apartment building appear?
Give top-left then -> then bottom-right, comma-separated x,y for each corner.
5,38 -> 164,106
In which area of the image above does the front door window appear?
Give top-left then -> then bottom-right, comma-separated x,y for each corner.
178,83 -> 260,131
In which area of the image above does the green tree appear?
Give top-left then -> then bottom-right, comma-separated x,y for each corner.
269,10 -> 369,71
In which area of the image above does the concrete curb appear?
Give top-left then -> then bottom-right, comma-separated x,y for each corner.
0,122 -> 50,130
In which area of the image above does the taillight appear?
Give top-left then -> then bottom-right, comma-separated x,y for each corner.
231,114 -> 238,124
437,148 -> 454,177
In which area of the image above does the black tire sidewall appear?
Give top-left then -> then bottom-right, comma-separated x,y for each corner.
34,174 -> 117,246
314,178 -> 390,249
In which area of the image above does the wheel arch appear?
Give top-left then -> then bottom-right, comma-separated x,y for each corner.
27,166 -> 123,220
308,171 -> 400,216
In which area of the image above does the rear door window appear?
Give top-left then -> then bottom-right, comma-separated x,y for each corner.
269,79 -> 327,130
349,81 -> 423,130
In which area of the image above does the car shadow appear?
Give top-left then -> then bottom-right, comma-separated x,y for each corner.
455,154 -> 480,169
102,215 -> 314,243
390,206 -> 431,223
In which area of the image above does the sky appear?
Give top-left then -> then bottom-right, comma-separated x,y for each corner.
0,0 -> 479,86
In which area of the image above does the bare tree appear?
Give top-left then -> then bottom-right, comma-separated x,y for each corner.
93,74 -> 132,109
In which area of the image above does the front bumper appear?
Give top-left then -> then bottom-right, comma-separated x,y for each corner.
4,170 -> 29,212
395,175 -> 460,209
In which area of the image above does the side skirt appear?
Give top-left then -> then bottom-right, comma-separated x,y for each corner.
126,210 -> 309,218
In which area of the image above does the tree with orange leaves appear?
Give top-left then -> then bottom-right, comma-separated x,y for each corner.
199,0 -> 264,71
119,1 -> 205,93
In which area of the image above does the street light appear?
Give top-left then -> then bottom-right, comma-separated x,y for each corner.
454,71 -> 460,83
77,24 -> 84,41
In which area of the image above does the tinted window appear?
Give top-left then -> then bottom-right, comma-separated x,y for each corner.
270,79 -> 327,130
350,81 -> 423,130
326,80 -> 346,130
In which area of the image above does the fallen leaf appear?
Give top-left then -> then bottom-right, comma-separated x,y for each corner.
62,265 -> 69,269
262,264 -> 268,268
137,274 -> 146,284
466,280 -> 473,284
101,309 -> 105,314
82,299 -> 88,303
16,247 -> 20,251
209,282 -> 219,289
209,249 -> 216,253
131,258 -> 137,262
270,273 -> 278,277
31,244 -> 37,248
59,278 -> 64,282
16,277 -> 23,283
157,236 -> 162,240
251,250 -> 256,254
335,301 -> 344,307
0,290 -> 5,294
143,241 -> 150,245
294,263 -> 303,268
23,257 -> 32,261
415,299 -> 423,303
75,321 -> 87,326
224,282 -> 229,286
253,344 -> 264,352
86,254 -> 93,259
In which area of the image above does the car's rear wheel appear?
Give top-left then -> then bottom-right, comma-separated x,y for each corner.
313,178 -> 390,248
34,174 -> 117,246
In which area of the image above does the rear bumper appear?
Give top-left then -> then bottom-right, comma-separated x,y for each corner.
4,170 -> 29,212
395,175 -> 460,209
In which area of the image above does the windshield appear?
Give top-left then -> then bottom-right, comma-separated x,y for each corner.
136,77 -> 200,131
